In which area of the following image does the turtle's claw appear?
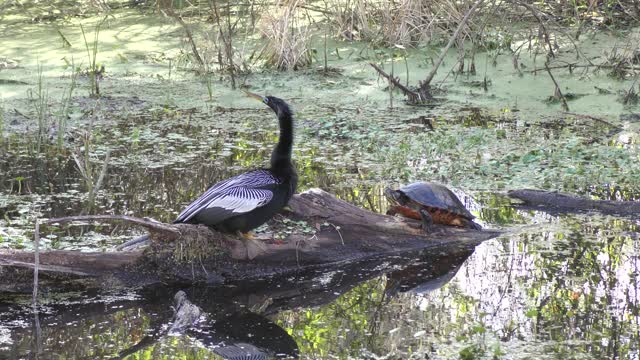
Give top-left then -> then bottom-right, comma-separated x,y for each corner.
419,209 -> 434,233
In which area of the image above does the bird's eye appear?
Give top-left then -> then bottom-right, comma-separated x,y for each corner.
263,98 -> 269,104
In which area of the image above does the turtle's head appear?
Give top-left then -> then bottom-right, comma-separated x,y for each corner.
384,188 -> 401,204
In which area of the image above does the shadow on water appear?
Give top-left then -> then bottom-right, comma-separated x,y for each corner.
0,245 -> 474,359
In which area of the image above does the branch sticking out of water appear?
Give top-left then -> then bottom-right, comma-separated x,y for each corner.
370,0 -> 485,104
544,62 -> 569,111
369,62 -> 428,104
32,220 -> 40,312
114,291 -> 202,360
85,149 -> 111,213
517,1 -> 556,58
423,0 -> 486,86
166,9 -> 205,69
623,73 -> 639,105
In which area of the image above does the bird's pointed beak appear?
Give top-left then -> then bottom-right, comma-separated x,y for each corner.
243,90 -> 267,103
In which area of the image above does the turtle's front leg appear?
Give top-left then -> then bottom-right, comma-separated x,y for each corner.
418,209 -> 434,233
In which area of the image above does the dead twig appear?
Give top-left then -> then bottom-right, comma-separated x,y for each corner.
562,112 -> 620,129
530,63 -> 640,74
41,215 -> 180,235
328,223 -> 344,246
166,9 -> 205,68
85,149 -> 110,213
423,0 -> 486,86
369,62 -> 427,104
545,62 -> 569,111
208,0 -> 239,88
622,73 -> 640,105
516,1 -> 555,58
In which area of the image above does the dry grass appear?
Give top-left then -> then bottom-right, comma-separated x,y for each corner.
326,0 -> 488,47
259,0 -> 312,70
325,0 -> 376,41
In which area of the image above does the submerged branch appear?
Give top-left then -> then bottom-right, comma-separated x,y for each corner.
530,63 -> 640,74
508,189 -> 640,217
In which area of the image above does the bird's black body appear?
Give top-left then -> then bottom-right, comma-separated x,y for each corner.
174,96 -> 297,234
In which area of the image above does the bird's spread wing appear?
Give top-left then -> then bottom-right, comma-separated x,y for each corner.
175,170 -> 279,223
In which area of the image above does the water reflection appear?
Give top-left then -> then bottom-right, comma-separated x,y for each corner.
0,244 -> 475,359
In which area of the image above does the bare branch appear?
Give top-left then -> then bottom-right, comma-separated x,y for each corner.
42,214 -> 180,235
544,62 -> 569,111
369,62 -> 430,104
423,0 -> 486,86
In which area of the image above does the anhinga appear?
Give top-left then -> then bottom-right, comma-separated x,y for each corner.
118,92 -> 297,259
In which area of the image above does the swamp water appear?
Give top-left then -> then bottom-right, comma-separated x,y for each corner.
0,6 -> 639,360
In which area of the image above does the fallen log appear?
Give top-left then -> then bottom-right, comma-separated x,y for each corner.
0,189 -> 500,293
508,189 -> 640,217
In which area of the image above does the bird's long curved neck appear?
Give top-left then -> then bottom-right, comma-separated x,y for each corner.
270,109 -> 294,177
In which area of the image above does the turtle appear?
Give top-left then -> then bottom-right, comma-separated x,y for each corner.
384,182 -> 481,232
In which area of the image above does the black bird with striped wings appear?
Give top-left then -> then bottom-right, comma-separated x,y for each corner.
118,93 -> 297,259
175,92 -> 297,258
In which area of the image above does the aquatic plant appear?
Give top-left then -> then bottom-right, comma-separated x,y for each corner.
80,17 -> 106,98
29,63 -> 50,152
71,112 -> 110,214
55,58 -> 79,150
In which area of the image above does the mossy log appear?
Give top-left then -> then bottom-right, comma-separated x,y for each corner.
508,189 -> 640,217
0,189 -> 500,293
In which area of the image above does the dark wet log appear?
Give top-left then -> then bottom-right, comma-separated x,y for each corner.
508,189 -> 640,217
0,189 -> 500,293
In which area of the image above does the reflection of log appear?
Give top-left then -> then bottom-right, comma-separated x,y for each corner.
508,189 -> 640,217
0,189 -> 499,293
1,246 -> 471,358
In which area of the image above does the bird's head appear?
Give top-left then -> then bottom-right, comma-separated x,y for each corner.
244,91 -> 291,117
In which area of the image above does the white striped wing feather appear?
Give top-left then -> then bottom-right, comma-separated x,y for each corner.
175,170 -> 280,223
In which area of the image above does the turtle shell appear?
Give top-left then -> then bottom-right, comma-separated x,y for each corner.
396,182 -> 474,220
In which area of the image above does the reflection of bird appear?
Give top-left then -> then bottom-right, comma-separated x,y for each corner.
174,92 -> 297,259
